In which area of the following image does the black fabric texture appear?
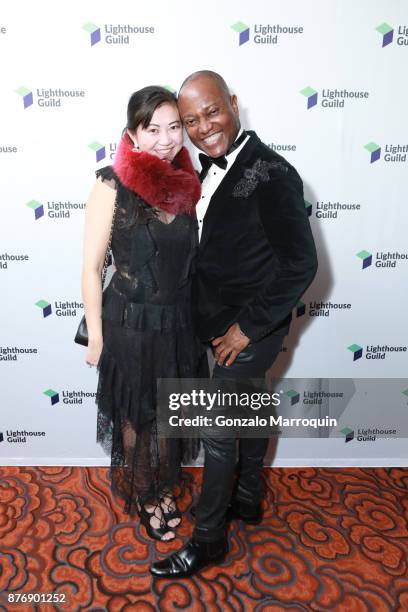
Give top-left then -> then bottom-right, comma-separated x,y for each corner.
95,165 -> 201,515
193,333 -> 284,542
193,130 -> 318,342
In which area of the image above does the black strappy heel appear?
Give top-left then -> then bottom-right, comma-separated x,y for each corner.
161,495 -> 182,527
138,503 -> 176,541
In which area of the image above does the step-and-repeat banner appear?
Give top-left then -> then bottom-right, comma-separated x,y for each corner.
1,0 -> 407,466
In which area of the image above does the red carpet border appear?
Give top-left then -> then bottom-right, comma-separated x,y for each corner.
0,467 -> 407,611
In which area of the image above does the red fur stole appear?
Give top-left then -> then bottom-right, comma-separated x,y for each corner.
113,134 -> 201,215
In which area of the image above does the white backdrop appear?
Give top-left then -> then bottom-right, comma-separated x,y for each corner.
1,0 -> 407,466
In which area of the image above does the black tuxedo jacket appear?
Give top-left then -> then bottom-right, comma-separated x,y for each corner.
193,130 -> 318,342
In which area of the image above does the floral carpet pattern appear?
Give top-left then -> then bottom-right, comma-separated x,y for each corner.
0,467 -> 407,611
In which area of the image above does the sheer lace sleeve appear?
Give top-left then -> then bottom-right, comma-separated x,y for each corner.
96,166 -> 118,190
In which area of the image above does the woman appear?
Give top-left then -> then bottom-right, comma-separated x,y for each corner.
82,86 -> 201,542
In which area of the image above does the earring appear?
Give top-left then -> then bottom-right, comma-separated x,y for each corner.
132,144 -> 140,152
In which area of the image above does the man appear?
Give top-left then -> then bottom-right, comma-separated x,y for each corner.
150,71 -> 317,578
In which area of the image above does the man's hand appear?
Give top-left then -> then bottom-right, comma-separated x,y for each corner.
211,323 -> 250,366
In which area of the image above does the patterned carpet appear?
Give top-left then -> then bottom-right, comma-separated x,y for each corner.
1,467 -> 407,612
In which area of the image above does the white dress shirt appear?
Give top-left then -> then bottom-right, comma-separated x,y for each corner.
196,129 -> 249,241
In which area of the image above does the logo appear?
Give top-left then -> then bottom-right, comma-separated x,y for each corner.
26,199 -> 85,220
0,26 -> 7,35
34,300 -> 83,317
341,425 -> 398,442
282,386 -> 345,408
348,344 -> 363,361
34,299 -> 84,318
364,142 -> 381,163
82,22 -> 101,46
15,86 -> 33,109
0,145 -> 18,154
82,22 -> 155,45
310,200 -> 362,220
364,142 -> 408,163
26,200 -> 44,220
35,300 -> 52,318
356,250 -> 372,269
53,390 -> 96,405
384,144 -> 408,162
269,143 -> 297,154
341,427 -> 354,442
300,87 -> 318,109
304,200 -> 312,217
231,21 -> 250,45
88,141 -> 106,162
376,23 -> 394,47
2,429 -> 46,444
348,344 -> 407,361
43,388 -> 97,405
301,87 -> 369,109
43,389 -> 59,405
357,250 -> 408,269
285,389 -> 300,405
303,390 -> 344,406
294,301 -> 353,318
15,87 -> 86,109
365,142 -> 408,163
0,346 -> 38,361
367,345 -> 407,360
0,253 -> 29,270
231,21 -> 303,46
37,88 -> 86,107
306,301 -> 352,318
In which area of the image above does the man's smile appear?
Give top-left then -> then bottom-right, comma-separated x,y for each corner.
202,132 -> 223,146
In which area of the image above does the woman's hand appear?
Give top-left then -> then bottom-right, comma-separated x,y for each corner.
86,337 -> 103,368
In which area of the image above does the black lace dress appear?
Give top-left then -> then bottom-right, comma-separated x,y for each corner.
95,166 -> 200,515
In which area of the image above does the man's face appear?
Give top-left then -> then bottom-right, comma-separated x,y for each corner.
178,77 -> 240,158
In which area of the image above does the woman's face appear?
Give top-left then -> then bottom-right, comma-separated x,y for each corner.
133,102 -> 183,161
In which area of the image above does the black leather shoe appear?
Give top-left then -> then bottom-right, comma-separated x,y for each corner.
190,500 -> 263,525
149,537 -> 228,578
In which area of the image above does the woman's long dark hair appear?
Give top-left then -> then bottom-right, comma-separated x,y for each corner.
126,86 -> 177,131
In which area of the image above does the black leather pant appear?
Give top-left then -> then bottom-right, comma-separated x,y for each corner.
193,333 -> 284,542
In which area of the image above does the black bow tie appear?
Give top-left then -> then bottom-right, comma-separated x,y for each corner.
199,153 -> 227,173
199,130 -> 247,179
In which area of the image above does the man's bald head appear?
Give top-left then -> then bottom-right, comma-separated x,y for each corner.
179,70 -> 231,100
178,71 -> 240,158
